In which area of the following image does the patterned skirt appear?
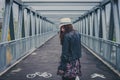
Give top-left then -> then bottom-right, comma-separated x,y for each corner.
64,59 -> 81,78
58,59 -> 82,78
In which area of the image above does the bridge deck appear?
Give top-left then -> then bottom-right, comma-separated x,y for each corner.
0,35 -> 119,80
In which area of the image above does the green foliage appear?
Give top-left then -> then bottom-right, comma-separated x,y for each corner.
112,38 -> 116,42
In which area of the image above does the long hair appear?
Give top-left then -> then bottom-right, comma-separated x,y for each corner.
59,24 -> 74,45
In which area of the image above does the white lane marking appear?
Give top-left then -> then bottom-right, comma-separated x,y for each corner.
91,73 -> 106,79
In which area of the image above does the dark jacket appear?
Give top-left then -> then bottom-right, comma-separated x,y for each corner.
59,30 -> 81,71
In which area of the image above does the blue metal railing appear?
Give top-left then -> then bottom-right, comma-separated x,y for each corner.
0,31 -> 57,74
81,34 -> 120,73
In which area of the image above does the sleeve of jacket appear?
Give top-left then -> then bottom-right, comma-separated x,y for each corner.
61,35 -> 70,62
58,35 -> 70,70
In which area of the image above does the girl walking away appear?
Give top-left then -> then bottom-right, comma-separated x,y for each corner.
57,24 -> 82,80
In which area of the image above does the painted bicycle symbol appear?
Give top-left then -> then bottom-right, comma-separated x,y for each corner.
26,72 -> 52,78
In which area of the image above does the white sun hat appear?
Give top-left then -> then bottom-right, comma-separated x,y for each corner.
60,18 -> 72,25
58,18 -> 73,29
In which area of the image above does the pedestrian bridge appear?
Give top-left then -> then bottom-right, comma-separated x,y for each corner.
0,0 -> 120,80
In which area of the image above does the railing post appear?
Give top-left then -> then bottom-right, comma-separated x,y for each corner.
111,0 -> 120,43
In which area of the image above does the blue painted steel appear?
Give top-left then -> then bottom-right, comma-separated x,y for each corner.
0,31 -> 57,73
81,34 -> 120,72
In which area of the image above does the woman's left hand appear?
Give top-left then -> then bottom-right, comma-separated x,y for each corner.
57,70 -> 64,76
